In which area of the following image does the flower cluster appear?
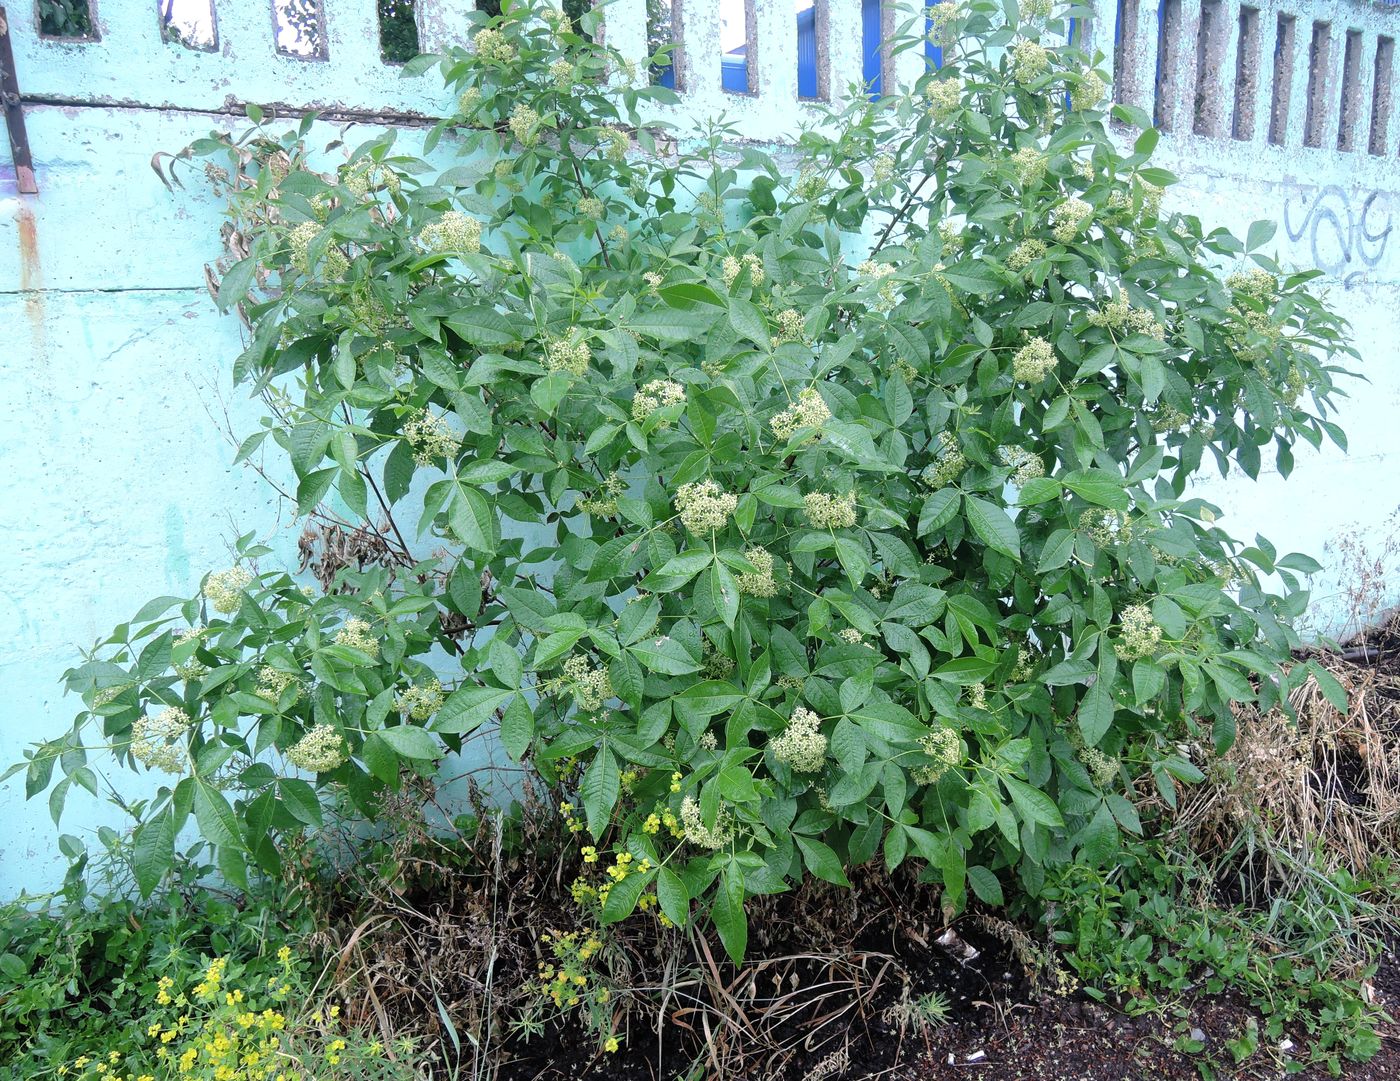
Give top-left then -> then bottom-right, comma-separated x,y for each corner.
344,162 -> 400,198
1079,746 -> 1121,787
1007,237 -> 1046,274
335,618 -> 379,658
913,727 -> 961,785
674,479 -> 738,533
577,195 -> 604,219
549,57 -> 574,89
287,221 -> 348,279
680,794 -> 735,849
1114,603 -> 1163,660
774,308 -> 807,343
838,628 -> 866,645
770,387 -> 831,440
1080,508 -> 1133,545
563,655 -> 612,712
130,707 -> 191,773
927,0 -> 959,43
473,26 -> 517,63
770,707 -> 827,773
1072,69 -> 1107,110
204,566 -> 253,614
856,258 -> 900,312
545,335 -> 592,376
509,103 -> 545,146
1012,337 -> 1057,384
417,211 -> 482,254
174,626 -> 209,681
1227,267 -> 1278,300
396,679 -> 445,720
927,431 -> 967,487
287,723 -> 348,773
458,86 -> 482,114
721,251 -> 765,287
872,153 -> 895,182
404,409 -> 462,467
578,472 -> 626,516
600,126 -> 630,162
1011,39 -> 1049,83
926,76 -> 962,122
256,665 -> 300,703
1087,296 -> 1166,341
1051,197 -> 1093,243
736,546 -> 780,597
998,445 -> 1045,485
938,220 -> 965,255
632,378 -> 686,423
1011,147 -> 1047,187
803,490 -> 858,529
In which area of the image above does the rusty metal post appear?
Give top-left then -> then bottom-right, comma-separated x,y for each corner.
0,6 -> 37,193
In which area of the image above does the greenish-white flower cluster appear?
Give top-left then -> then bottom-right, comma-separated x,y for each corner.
204,567 -> 253,614
632,379 -> 686,424
1011,147 -> 1047,187
1071,69 -> 1107,110
926,77 -> 962,122
998,445 -> 1045,485
174,626 -> 209,681
344,162 -> 400,198
473,26 -> 516,63
563,655 -> 612,712
1081,508 -> 1133,545
721,252 -> 764,287
675,480 -> 738,533
1087,297 -> 1165,341
737,546 -> 780,598
927,431 -> 967,487
1114,603 -> 1163,660
1011,39 -> 1049,83
287,221 -> 348,279
1227,268 -> 1278,300
131,707 -> 191,773
509,103 -> 545,146
1007,238 -> 1046,274
418,211 -> 482,255
770,707 -> 827,773
803,490 -> 858,529
927,1 -> 959,43
396,679 -> 445,720
335,618 -> 380,659
680,794 -> 734,849
1012,337 -> 1057,384
872,153 -> 895,183
1079,746 -> 1121,786
912,727 -> 960,784
600,126 -> 630,162
545,335 -> 592,376
577,195 -> 604,220
404,409 -> 462,467
770,387 -> 831,440
256,666 -> 300,703
1051,197 -> 1093,243
287,723 -> 348,773
774,308 -> 807,344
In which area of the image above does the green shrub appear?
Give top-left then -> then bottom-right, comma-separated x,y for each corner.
9,0 -> 1355,964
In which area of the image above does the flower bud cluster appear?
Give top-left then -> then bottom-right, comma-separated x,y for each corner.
473,27 -> 517,63
256,666 -> 300,703
1114,603 -> 1163,660
404,409 -> 462,467
913,727 -> 960,785
927,431 -> 967,487
998,445 -> 1045,485
926,77 -> 962,122
771,707 -> 828,773
1012,39 -> 1049,83
1007,238 -> 1046,274
1051,197 -> 1093,243
287,723 -> 348,773
335,618 -> 380,659
563,655 -> 613,712
680,794 -> 734,848
396,679 -> 446,720
770,387 -> 831,440
418,211 -> 482,254
632,379 -> 686,424
132,707 -> 192,773
675,480 -> 738,533
204,567 -> 253,614
1012,337 -> 1057,384
803,490 -> 858,529
737,546 -> 780,597
545,335 -> 592,376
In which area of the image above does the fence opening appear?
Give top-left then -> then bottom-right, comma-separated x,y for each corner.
1303,21 -> 1332,147
38,0 -> 95,38
378,0 -> 420,63
1337,29 -> 1364,150
648,0 -> 680,88
1371,35 -> 1395,155
158,0 -> 215,50
1268,14 -> 1296,145
796,0 -> 825,99
719,0 -> 754,94
863,0 -> 884,98
274,0 -> 327,58
1232,6 -> 1260,140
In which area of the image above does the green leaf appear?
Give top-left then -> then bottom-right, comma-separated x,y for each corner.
193,782 -> 242,851
712,867 -> 748,963
918,489 -> 960,535
376,726 -> 441,760
657,867 -> 690,926
1077,683 -> 1115,746
581,748 -> 620,838
1002,776 -> 1064,828
967,865 -> 1004,905
601,867 -> 651,924
630,636 -> 701,675
727,296 -> 769,346
1063,470 -> 1129,511
709,562 -> 739,628
131,812 -> 175,897
1306,660 -> 1350,714
449,486 -> 496,556
445,307 -> 519,347
436,685 -> 515,734
964,496 -> 1021,560
795,835 -> 851,887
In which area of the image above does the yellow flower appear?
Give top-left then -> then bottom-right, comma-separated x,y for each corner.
604,1036 -> 620,1052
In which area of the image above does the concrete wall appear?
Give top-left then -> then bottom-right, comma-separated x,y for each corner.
2,0 -> 1397,899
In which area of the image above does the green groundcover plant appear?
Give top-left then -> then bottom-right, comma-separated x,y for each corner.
9,0 -> 1355,964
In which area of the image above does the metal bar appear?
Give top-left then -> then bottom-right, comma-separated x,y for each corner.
0,6 -> 37,193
